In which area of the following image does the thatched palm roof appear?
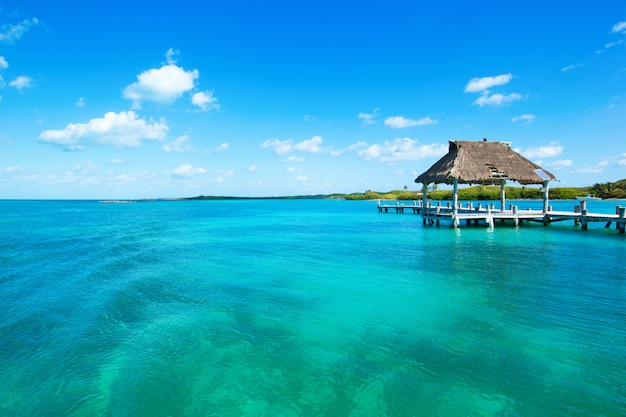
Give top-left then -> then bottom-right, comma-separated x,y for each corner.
415,140 -> 557,185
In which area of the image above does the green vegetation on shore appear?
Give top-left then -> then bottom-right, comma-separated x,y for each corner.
344,179 -> 626,201
186,194 -> 348,200
185,179 -> 626,201
589,179 -> 626,199
420,186 -> 580,201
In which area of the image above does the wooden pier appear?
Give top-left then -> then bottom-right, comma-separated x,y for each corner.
377,200 -> 626,234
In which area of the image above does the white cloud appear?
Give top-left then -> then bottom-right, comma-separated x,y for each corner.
330,141 -> 368,157
384,116 -> 438,128
109,158 -> 123,164
248,165 -> 260,172
358,108 -> 379,126
0,56 -> 8,69
39,111 -> 168,150
294,135 -> 324,153
123,64 -> 199,107
0,18 -> 39,44
163,135 -> 194,153
71,159 -> 97,174
170,164 -> 207,177
261,135 -> 326,155
605,40 -> 624,49
611,21 -> 626,34
464,73 -> 512,93
165,48 -> 178,65
511,114 -> 536,124
294,176 -> 308,182
572,160 -> 608,174
544,159 -> 572,170
561,63 -> 582,72
358,138 -> 448,162
1,166 -> 21,177
286,167 -> 302,172
191,90 -> 220,111
385,116 -> 417,128
38,160 -> 100,187
214,142 -> 228,152
417,116 -> 438,126
214,169 -> 234,183
75,97 -> 86,107
9,75 -> 32,91
284,155 -> 304,163
111,170 -> 155,184
474,91 -> 522,107
516,142 -> 563,159
465,73 -> 523,108
260,138 -> 293,155
303,114 -> 318,122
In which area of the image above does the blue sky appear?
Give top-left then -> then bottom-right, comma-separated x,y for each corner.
1,0 -> 625,199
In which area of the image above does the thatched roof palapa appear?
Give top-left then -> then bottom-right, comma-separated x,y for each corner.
415,140 -> 557,186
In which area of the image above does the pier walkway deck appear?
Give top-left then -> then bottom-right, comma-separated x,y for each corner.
377,200 -> 626,233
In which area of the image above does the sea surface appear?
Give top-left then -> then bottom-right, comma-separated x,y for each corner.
1,199 -> 625,417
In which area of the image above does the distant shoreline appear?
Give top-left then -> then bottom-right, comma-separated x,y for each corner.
182,180 -> 626,201
184,194 -> 347,201
6,180 -> 623,202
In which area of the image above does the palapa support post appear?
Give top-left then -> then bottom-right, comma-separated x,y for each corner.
542,180 -> 550,214
421,183 -> 428,223
452,178 -> 459,227
499,180 -> 506,212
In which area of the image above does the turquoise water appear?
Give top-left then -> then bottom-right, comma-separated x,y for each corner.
1,199 -> 624,417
